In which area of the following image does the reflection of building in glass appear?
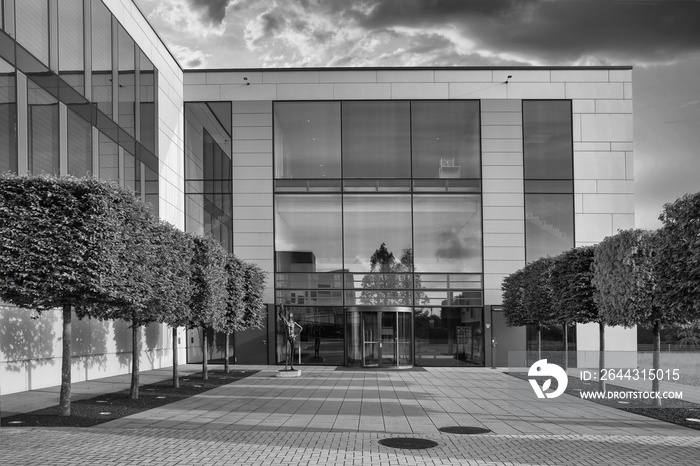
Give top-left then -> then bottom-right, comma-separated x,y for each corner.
0,0 -> 637,393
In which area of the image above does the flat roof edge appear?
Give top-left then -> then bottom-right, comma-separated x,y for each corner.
184,65 -> 634,73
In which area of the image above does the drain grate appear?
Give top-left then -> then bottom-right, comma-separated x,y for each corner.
439,426 -> 491,435
378,438 -> 438,450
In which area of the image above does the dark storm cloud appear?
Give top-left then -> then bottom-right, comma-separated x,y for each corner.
189,0 -> 231,26
360,0 -> 700,63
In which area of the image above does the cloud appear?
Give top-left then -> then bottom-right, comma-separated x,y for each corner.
169,45 -> 211,68
149,0 -> 229,37
359,0 -> 700,65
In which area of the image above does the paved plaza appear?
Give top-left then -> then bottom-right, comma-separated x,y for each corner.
2,365 -> 699,465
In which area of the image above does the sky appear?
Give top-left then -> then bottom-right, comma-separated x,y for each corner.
134,0 -> 700,230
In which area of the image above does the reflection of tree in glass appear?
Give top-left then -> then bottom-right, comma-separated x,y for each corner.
360,243 -> 428,306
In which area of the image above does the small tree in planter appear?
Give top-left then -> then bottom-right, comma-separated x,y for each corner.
221,255 -> 246,373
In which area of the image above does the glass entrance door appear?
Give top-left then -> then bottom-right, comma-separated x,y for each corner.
346,307 -> 413,368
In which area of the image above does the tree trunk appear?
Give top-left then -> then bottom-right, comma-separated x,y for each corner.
563,323 -> 569,372
172,327 -> 179,388
653,320 -> 662,407
130,324 -> 140,399
537,324 -> 542,361
59,304 -> 72,417
224,333 -> 230,374
202,327 -> 208,381
599,322 -> 606,393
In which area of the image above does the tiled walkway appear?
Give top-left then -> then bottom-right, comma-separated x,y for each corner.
2,365 -> 699,465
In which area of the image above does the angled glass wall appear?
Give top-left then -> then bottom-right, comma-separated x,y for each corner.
0,0 -> 159,212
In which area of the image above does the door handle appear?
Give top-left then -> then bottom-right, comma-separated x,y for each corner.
263,340 -> 266,344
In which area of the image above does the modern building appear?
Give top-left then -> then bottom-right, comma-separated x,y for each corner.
0,0 -> 635,394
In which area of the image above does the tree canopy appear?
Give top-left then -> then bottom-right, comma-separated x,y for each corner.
550,245 -> 598,325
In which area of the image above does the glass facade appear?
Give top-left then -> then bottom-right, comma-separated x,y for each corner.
523,100 -> 575,261
0,0 -> 159,210
274,100 -> 485,367
184,102 -> 234,252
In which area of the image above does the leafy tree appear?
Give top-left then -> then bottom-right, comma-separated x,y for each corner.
502,258 -> 557,359
593,229 -> 662,402
550,246 -> 599,371
156,227 -> 195,388
220,255 -> 246,373
77,186 -> 160,399
188,235 -> 228,380
241,261 -> 267,330
1,174 -> 123,415
656,191 -> 700,330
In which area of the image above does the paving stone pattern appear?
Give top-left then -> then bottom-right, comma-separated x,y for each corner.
2,366 -> 699,465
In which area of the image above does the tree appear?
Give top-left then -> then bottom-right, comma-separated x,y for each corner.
550,246 -> 599,371
1,174 -> 123,415
241,261 -> 267,329
156,227 -> 195,388
593,229 -> 662,403
220,255 -> 246,373
502,258 -> 557,360
656,191 -> 700,329
187,235 -> 228,380
77,186 -> 161,399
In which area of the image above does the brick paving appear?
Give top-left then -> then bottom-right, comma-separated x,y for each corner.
2,366 -> 700,465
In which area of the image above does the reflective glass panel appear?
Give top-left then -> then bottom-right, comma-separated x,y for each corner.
275,194 -> 342,273
523,100 -> 573,179
144,165 -> 158,216
0,58 -> 16,173
27,79 -> 59,175
16,0 -> 49,65
91,0 -> 112,117
67,108 -> 92,176
117,24 -> 135,137
275,306 -> 344,365
123,151 -> 136,192
342,101 -> 410,178
58,0 -> 84,96
525,193 -> 574,260
139,52 -> 156,153
98,131 -> 119,181
411,101 -> 480,178
413,195 -> 482,273
274,102 -> 341,179
343,194 -> 412,273
414,307 -> 484,366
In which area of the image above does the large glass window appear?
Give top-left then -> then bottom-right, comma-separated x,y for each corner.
28,79 -> 59,175
413,195 -> 482,273
58,0 -> 84,96
525,193 -> 575,259
276,306 -> 345,366
0,57 -> 16,173
414,307 -> 484,366
91,0 -> 112,118
275,194 -> 342,273
185,102 -> 233,251
16,0 -> 49,65
67,108 -> 92,176
411,101 -> 480,179
98,131 -> 119,181
523,100 -> 575,262
342,101 -> 410,178
139,51 -> 156,153
523,100 -> 573,180
117,24 -> 135,138
274,102 -> 341,179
